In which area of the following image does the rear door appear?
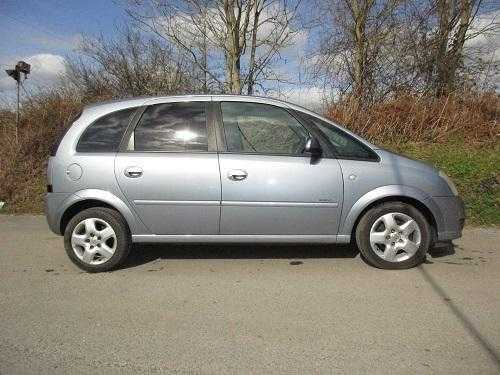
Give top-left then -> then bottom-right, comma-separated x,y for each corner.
216,101 -> 344,236
114,99 -> 221,235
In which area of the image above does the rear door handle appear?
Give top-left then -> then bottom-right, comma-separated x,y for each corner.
227,169 -> 248,181
124,166 -> 143,178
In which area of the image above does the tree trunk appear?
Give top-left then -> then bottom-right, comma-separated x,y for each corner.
348,0 -> 371,105
435,0 -> 452,96
353,17 -> 366,100
434,0 -> 474,96
247,0 -> 261,95
201,7 -> 209,94
224,0 -> 245,94
230,53 -> 242,93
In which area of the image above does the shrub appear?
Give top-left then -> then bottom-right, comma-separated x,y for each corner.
327,92 -> 499,145
0,92 -> 85,213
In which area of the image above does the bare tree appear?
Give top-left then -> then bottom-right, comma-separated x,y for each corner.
247,0 -> 262,94
433,0 -> 483,95
125,0 -> 301,94
245,0 -> 302,94
309,0 -> 495,104
392,0 -> 493,95
66,28 -> 198,99
223,0 -> 252,93
309,0 -> 401,105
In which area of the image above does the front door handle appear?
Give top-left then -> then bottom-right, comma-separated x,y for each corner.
227,169 -> 248,181
124,166 -> 143,178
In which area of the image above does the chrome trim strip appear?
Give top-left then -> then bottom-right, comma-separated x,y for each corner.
222,201 -> 338,208
134,200 -> 220,206
133,200 -> 339,208
336,235 -> 351,244
132,234 -> 339,243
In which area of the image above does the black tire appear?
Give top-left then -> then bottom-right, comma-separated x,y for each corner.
355,202 -> 431,269
64,207 -> 131,272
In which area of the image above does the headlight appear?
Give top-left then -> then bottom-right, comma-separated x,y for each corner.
439,171 -> 459,196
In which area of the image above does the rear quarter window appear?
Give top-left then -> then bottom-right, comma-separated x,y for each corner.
76,107 -> 137,152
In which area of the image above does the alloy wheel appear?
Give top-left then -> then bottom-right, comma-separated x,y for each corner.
369,212 -> 422,262
71,218 -> 117,265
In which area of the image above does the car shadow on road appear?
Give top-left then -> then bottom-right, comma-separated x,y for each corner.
122,243 -> 359,269
122,240 -> 456,270
427,241 -> 456,258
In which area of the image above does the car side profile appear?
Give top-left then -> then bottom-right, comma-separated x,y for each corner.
45,95 -> 465,272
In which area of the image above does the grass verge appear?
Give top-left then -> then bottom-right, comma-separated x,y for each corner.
388,141 -> 499,225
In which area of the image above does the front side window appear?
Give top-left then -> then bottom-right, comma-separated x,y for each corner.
76,108 -> 136,152
134,102 -> 208,152
301,113 -> 378,161
221,102 -> 309,155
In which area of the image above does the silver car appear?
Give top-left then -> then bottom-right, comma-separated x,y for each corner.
45,95 -> 464,272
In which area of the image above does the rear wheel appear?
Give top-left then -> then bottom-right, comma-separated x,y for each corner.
355,202 -> 431,269
64,207 -> 131,272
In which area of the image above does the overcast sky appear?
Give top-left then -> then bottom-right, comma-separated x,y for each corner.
0,0 -> 498,109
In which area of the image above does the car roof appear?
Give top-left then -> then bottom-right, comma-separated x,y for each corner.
85,94 -> 295,111
83,94 -> 324,123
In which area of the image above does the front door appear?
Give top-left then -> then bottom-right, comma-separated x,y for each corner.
115,100 -> 221,235
217,101 -> 343,235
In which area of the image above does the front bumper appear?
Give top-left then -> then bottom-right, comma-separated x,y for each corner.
433,196 -> 465,241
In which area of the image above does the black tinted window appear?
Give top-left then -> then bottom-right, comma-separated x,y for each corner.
134,102 -> 207,152
76,108 -> 136,152
221,102 -> 309,155
302,113 -> 378,161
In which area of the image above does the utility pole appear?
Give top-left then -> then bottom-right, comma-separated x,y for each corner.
5,61 -> 31,144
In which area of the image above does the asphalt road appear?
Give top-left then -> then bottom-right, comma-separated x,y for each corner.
0,215 -> 499,374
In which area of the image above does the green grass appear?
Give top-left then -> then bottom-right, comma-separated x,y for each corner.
388,142 -> 500,225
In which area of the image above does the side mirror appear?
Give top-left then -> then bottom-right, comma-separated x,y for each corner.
304,137 -> 322,157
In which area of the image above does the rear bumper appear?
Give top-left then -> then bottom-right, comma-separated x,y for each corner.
433,196 -> 465,241
45,192 -> 72,235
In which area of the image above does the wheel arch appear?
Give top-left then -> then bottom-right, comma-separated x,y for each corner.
60,200 -> 116,235
341,185 -> 443,241
350,196 -> 438,241
58,189 -> 148,235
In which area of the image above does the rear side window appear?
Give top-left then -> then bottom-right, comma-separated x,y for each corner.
134,102 -> 208,152
76,108 -> 136,152
301,113 -> 378,161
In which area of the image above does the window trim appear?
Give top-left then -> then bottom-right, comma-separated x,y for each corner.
117,105 -> 148,152
76,107 -> 140,154
118,101 -> 217,153
294,110 -> 380,162
214,101 -> 334,158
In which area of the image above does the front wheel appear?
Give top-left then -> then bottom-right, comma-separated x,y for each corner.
355,202 -> 431,269
64,207 -> 131,272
